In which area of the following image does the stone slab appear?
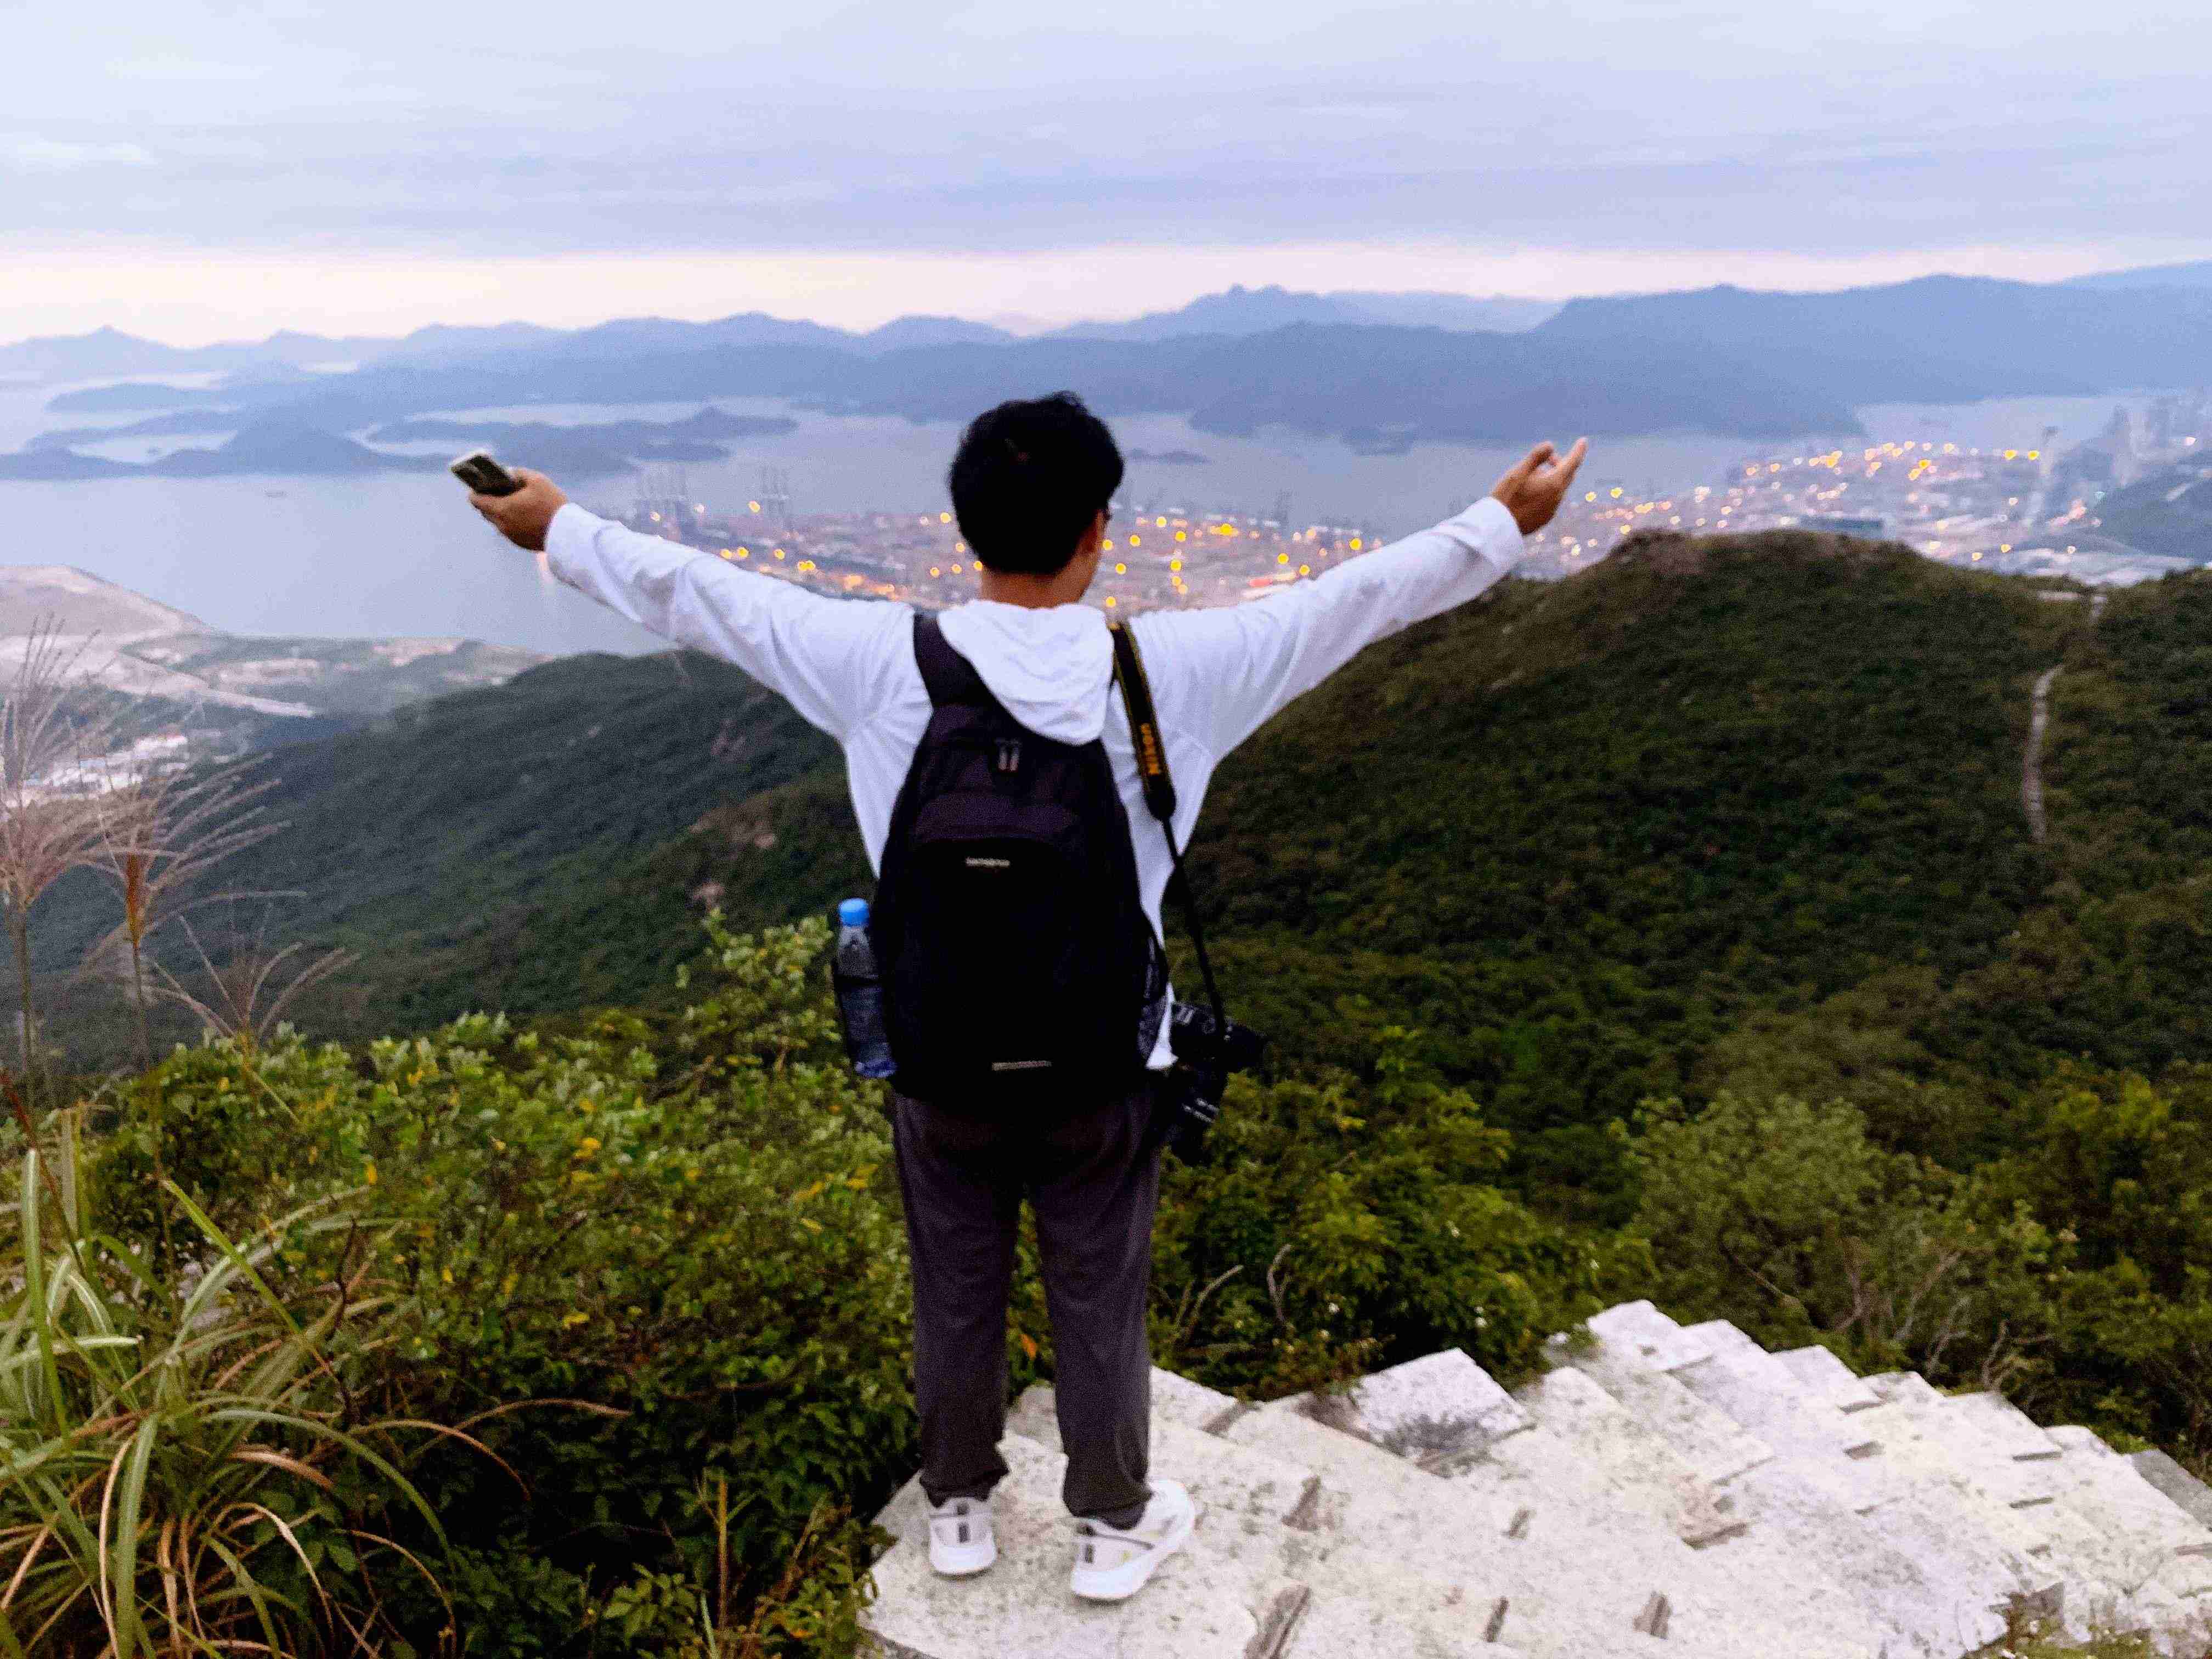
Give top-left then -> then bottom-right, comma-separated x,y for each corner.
1514,1364 -> 1746,1547
1675,1339 -> 1885,1468
864,1433 -> 1285,1659
2045,1426 -> 2212,1572
1774,1344 -> 1887,1413
1244,1377 -> 1874,1659
1276,1589 -> 1534,1659
1565,1327 -> 1775,1487
1584,1300 -> 1717,1373
1283,1348 -> 1533,1468
2132,1450 -> 2212,1533
1950,1392 -> 2066,1462
1009,1369 -> 1240,1451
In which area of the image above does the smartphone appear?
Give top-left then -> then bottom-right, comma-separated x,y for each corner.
450,450 -> 523,496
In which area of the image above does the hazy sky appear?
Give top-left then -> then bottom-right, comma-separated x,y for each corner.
7,0 -> 2209,342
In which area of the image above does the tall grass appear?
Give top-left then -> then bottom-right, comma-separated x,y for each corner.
0,1116 -> 463,1657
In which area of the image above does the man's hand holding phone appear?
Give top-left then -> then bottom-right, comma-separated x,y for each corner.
462,458 -> 568,553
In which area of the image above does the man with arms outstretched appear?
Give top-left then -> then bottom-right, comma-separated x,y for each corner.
471,394 -> 1585,1602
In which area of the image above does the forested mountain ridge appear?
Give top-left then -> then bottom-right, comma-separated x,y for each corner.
21,527 -> 2212,1649
39,525 -> 2197,1173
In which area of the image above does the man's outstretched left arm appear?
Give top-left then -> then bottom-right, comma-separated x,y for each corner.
1135,439 -> 1587,760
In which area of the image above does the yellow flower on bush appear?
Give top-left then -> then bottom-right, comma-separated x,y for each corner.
561,1311 -> 589,1329
574,1136 -> 602,1159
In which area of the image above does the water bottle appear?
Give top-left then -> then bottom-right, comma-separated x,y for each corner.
832,898 -> 897,1080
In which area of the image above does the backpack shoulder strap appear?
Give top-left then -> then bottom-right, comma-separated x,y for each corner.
913,612 -> 997,711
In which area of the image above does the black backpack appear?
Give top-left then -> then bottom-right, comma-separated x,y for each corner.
870,614 -> 1167,1109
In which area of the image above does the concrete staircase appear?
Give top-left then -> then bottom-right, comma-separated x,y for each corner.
862,1301 -> 2212,1657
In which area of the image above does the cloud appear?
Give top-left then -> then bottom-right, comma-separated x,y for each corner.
106,54 -> 267,82
5,139 -> 156,172
3,0 -> 2210,276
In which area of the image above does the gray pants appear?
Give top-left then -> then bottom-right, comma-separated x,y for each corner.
891,1080 -> 1162,1526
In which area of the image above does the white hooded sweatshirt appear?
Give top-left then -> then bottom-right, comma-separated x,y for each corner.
543,495 -> 1525,1067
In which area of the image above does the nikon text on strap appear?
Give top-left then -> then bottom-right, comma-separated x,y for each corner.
1108,619 -> 1227,1028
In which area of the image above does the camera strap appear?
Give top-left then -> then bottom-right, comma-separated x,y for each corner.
1108,619 -> 1228,1029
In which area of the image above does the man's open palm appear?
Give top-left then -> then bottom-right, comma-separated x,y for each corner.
1491,438 -> 1589,535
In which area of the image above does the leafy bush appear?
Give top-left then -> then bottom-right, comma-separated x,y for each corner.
1633,1073 -> 2212,1470
1633,1091 -> 2066,1392
1153,1028 -> 1642,1397
85,916 -> 909,1657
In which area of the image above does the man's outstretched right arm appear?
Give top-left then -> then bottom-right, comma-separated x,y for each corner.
473,470 -> 907,741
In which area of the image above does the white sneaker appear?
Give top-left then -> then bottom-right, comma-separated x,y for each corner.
927,1495 -> 997,1577
1069,1480 -> 1196,1602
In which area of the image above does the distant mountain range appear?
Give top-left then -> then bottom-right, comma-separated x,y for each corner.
1538,274 -> 2212,406
1043,284 -> 1559,340
2065,259 -> 2212,291
29,323 -> 1858,454
0,285 -> 1558,390
8,259 -> 2212,466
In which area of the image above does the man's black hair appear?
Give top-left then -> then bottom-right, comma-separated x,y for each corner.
947,392 -> 1124,576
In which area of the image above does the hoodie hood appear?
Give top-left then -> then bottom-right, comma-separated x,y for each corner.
935,599 -> 1114,744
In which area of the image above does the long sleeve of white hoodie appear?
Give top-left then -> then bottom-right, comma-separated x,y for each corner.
543,495 -> 1523,1059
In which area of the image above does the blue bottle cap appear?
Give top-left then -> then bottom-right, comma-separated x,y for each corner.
837,898 -> 870,927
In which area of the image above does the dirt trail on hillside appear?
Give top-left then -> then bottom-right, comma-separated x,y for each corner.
2023,592 -> 2107,843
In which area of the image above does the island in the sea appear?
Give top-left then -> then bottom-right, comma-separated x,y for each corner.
0,406 -> 799,483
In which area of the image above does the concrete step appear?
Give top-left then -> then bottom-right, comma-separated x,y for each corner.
1864,1374 -> 2066,1510
1838,1396 -> 2065,1566
1949,1391 -> 2067,1462
1584,1300 -> 1716,1372
1273,1588 -> 1532,1659
1277,1347 -> 1534,1468
2133,1450 -> 2212,1533
1570,1310 -> 2029,1656
866,1313 -> 2212,1659
1226,1400 -> 1702,1657
1774,1344 -> 1888,1414
1866,1373 -> 2208,1641
2044,1426 -> 2212,1575
1513,1363 -> 1746,1547
1009,1391 -> 1563,1655
1559,1322 -> 1775,1488
864,1431 -> 1299,1659
1647,1323 -> 2050,1634
1672,1323 -> 1885,1469
1253,1355 -> 1882,1659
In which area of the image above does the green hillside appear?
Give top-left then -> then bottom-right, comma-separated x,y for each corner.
25,649 -> 838,1049
24,528 -> 2174,1138
19,529 -> 2212,1652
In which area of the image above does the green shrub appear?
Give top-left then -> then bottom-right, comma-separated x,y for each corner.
87,916 -> 909,1657
1633,1091 -> 2066,1391
1153,1027 -> 1642,1397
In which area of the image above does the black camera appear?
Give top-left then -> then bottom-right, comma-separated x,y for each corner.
1161,1001 -> 1268,1164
